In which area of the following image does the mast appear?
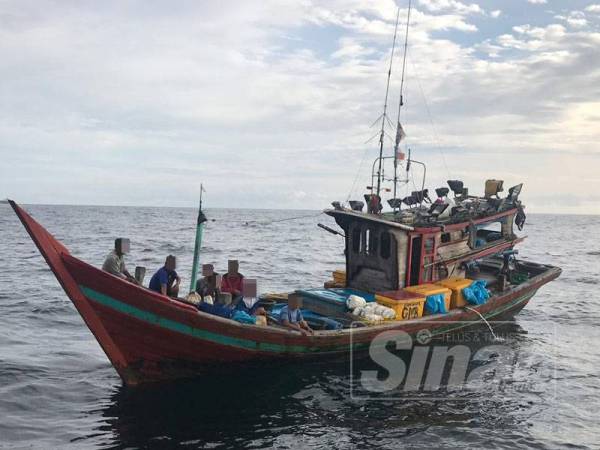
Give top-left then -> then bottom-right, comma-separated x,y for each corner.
189,184 -> 207,293
375,7 -> 401,201
393,0 -> 412,210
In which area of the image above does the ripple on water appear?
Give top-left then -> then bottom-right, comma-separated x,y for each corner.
0,207 -> 598,448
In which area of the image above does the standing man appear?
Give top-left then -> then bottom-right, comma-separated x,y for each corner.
102,238 -> 138,284
149,255 -> 180,298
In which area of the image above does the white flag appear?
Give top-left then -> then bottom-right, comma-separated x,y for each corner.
395,122 -> 406,147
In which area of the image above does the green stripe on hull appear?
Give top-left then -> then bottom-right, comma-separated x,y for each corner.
80,286 -> 312,354
80,285 -> 533,355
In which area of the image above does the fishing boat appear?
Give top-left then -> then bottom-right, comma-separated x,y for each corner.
9,5 -> 560,386
8,185 -> 560,387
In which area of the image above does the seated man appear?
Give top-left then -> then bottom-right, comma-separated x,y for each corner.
102,238 -> 138,284
221,259 -> 244,305
149,255 -> 180,298
234,278 -> 266,317
279,293 -> 313,335
196,264 -> 220,302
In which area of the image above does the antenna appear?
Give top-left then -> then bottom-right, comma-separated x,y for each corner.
393,0 -> 412,210
375,6 -> 401,201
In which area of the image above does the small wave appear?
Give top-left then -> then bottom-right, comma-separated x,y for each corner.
576,277 -> 599,285
586,251 -> 600,256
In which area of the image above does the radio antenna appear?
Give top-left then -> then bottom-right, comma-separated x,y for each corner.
375,6 -> 401,201
393,0 -> 412,210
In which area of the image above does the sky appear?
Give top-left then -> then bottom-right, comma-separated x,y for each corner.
1,0 -> 599,214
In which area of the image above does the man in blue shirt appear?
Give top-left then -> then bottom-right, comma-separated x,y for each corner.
149,255 -> 180,298
279,293 -> 313,335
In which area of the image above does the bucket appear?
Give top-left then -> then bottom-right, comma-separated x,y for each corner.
134,266 -> 146,285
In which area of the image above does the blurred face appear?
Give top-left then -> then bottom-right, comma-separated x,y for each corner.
202,264 -> 214,277
228,260 -> 239,275
115,239 -> 130,255
166,256 -> 176,271
288,294 -> 302,310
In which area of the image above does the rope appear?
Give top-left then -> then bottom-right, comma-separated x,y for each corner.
345,145 -> 372,205
463,306 -> 504,342
409,54 -> 452,179
243,212 -> 324,226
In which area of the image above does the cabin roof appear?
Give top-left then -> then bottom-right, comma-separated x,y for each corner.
324,209 -> 414,231
325,206 -> 519,233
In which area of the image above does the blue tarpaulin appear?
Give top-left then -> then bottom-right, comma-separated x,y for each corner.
231,310 -> 256,324
197,302 -> 233,319
425,293 -> 447,314
462,280 -> 490,305
270,304 -> 342,330
296,288 -> 375,304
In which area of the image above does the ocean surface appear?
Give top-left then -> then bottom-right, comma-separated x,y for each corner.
0,204 -> 598,449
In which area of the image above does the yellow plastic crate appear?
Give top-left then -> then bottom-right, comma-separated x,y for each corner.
436,277 -> 473,309
375,291 -> 425,321
332,270 -> 346,283
403,284 -> 451,314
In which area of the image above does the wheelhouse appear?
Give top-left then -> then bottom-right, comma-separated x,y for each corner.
326,207 -> 523,293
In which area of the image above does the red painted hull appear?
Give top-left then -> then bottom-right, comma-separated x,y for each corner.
10,201 -> 561,386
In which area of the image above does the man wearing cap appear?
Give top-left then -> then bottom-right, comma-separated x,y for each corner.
102,238 -> 138,284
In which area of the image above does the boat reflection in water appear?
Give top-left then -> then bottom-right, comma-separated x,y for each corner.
92,320 -> 544,448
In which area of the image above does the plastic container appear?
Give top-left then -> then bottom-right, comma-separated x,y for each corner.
375,290 -> 425,321
485,179 -> 504,198
436,277 -> 473,309
332,270 -> 346,284
403,284 -> 451,314
296,288 -> 374,317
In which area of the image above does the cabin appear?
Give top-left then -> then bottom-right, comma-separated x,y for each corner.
325,180 -> 526,293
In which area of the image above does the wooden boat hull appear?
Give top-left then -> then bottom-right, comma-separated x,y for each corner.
10,201 -> 561,386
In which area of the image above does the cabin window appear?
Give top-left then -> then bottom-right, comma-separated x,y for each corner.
424,237 -> 435,252
441,232 -> 451,244
380,231 -> 391,259
469,218 -> 508,248
352,228 -> 361,253
368,229 -> 378,255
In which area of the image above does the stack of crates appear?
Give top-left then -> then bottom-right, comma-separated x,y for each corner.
403,283 -> 452,314
375,290 -> 426,321
324,270 -> 346,288
436,277 -> 473,309
332,270 -> 346,285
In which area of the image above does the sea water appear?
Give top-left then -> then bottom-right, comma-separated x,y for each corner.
0,204 -> 598,448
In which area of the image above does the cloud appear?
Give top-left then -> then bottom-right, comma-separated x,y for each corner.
585,4 -> 600,13
490,10 -> 502,18
554,11 -> 588,28
527,0 -> 547,4
0,0 -> 599,214
417,0 -> 483,15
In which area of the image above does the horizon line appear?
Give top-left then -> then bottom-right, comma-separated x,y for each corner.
4,199 -> 600,217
